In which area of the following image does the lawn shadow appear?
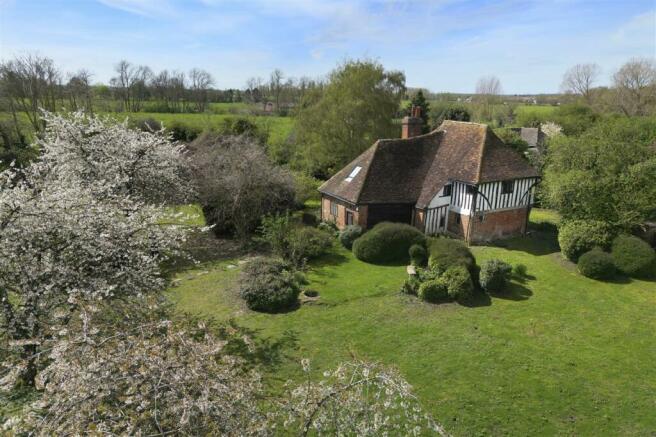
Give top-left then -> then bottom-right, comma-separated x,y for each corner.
220,322 -> 299,370
491,231 -> 560,257
311,250 -> 349,268
490,282 -> 533,301
460,290 -> 492,308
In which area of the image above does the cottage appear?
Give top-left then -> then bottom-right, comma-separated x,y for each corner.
318,111 -> 540,243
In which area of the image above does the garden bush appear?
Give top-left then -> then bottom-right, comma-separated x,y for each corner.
578,248 -> 616,280
480,259 -> 512,293
409,244 -> 427,267
418,279 -> 449,303
352,222 -> 426,264
558,220 -> 615,261
301,212 -> 318,227
239,257 -> 306,312
339,225 -> 364,250
441,265 -> 474,301
259,215 -> 332,266
317,221 -> 339,236
513,263 -> 528,277
611,234 -> 656,277
400,275 -> 421,296
428,238 -> 479,286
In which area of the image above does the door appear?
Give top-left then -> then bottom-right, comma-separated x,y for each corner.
345,210 -> 354,226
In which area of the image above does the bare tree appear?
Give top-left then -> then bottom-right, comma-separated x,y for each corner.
0,54 -> 62,133
561,63 -> 601,103
110,61 -> 152,112
475,75 -> 503,121
66,69 -> 94,113
188,68 -> 214,112
269,69 -> 284,111
245,76 -> 264,103
612,57 -> 656,116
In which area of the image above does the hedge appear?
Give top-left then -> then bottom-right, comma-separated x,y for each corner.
558,220 -> 615,261
611,234 -> 656,277
428,238 -> 479,286
239,257 -> 305,312
578,248 -> 616,280
441,265 -> 474,301
480,259 -> 512,293
339,225 -> 364,250
418,279 -> 449,303
352,222 -> 426,264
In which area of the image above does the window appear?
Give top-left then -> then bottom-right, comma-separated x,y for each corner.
466,185 -> 477,195
441,184 -> 452,197
501,180 -> 514,194
344,166 -> 362,182
455,214 -> 461,224
330,201 -> 338,217
346,211 -> 354,225
439,215 -> 446,228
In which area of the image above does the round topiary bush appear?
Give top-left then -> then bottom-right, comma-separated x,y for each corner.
352,222 -> 426,264
611,234 -> 656,277
513,263 -> 528,277
441,265 -> 474,301
427,238 -> 479,287
558,220 -> 615,262
339,225 -> 364,249
418,278 -> 449,303
409,244 -> 427,267
578,248 -> 616,280
239,257 -> 305,312
480,259 -> 512,293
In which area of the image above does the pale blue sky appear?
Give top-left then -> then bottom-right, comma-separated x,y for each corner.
1,0 -> 654,93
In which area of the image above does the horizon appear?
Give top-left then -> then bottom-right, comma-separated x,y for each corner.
0,0 -> 654,94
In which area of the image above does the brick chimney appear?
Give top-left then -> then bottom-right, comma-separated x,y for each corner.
402,105 -> 423,139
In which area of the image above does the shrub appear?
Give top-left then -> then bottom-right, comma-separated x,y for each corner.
239,257 -> 305,312
578,248 -> 616,280
428,238 -> 479,286
167,121 -> 201,142
286,226 -> 333,266
408,244 -> 427,267
400,275 -> 421,296
513,263 -> 528,277
259,215 -> 332,266
611,234 -> 656,277
318,221 -> 338,236
418,279 -> 449,303
441,265 -> 474,301
301,212 -> 318,227
480,259 -> 512,293
352,222 -> 426,264
339,225 -> 364,250
558,220 -> 615,261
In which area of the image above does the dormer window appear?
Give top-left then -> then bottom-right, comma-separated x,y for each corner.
441,184 -> 452,197
344,166 -> 362,182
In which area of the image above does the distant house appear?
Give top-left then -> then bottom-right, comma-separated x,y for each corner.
318,110 -> 540,243
510,127 -> 545,152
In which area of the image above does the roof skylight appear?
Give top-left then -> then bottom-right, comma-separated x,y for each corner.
344,166 -> 362,182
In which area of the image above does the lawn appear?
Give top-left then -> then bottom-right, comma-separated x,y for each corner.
168,211 -> 656,436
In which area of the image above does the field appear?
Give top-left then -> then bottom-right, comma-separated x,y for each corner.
168,209 -> 656,436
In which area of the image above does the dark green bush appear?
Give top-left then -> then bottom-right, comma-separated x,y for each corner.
513,263 -> 528,277
352,222 -> 426,264
259,215 -> 333,266
441,265 -> 474,301
558,220 -> 615,261
611,234 -> 656,277
239,257 -> 305,312
409,244 -> 427,267
317,221 -> 339,236
301,212 -> 318,227
339,225 -> 364,250
578,248 -> 616,280
428,238 -> 479,286
418,279 -> 449,303
480,259 -> 512,293
167,121 -> 201,142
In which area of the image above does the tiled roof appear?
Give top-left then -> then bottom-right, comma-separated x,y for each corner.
319,120 -> 539,208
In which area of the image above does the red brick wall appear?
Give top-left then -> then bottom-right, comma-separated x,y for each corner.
447,211 -> 469,238
321,195 -> 366,230
469,208 -> 529,242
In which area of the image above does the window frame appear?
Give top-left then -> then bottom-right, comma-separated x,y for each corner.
441,184 -> 452,197
330,200 -> 338,217
501,180 -> 515,195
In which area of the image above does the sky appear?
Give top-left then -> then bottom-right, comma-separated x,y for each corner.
0,0 -> 654,94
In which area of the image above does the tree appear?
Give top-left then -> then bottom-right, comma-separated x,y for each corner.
612,57 -> 656,116
269,68 -> 284,111
543,117 -> 656,228
110,60 -> 152,112
405,89 -> 430,132
189,133 -> 296,238
561,63 -> 601,103
295,60 -> 405,177
188,68 -> 214,112
0,54 -> 62,133
65,69 -> 94,113
0,112 -> 190,386
549,102 -> 599,136
430,103 -> 471,129
475,75 -> 503,122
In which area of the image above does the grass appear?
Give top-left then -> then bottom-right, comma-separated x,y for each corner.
168,210 -> 656,436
